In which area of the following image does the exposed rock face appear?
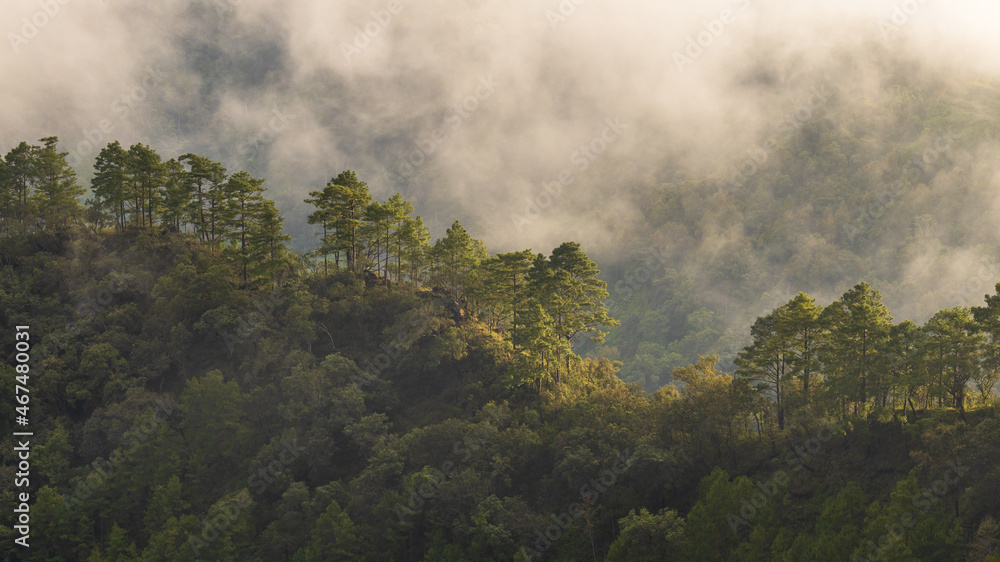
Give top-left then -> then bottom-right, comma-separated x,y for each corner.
362,270 -> 392,288
427,286 -> 464,321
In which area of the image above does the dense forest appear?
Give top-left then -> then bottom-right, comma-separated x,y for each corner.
0,137 -> 998,560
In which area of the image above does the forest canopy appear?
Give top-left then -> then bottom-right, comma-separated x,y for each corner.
0,136 -> 998,560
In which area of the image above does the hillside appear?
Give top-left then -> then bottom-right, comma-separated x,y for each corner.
1,220 -> 998,560
9,1 -> 1000,560
596,72 -> 1000,391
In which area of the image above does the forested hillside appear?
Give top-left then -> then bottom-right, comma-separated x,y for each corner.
597,71 -> 1000,391
0,138 -> 998,560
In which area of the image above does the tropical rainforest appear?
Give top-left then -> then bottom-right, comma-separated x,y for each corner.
0,132 -> 999,561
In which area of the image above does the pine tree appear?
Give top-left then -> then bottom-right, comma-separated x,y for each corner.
0,157 -> 12,235
547,241 -> 617,346
223,171 -> 266,287
510,302 -> 564,392
398,214 -> 431,284
887,320 -> 927,418
246,199 -> 291,287
2,142 -> 39,233
305,183 -> 337,274
735,309 -> 793,430
386,193 -> 414,284
327,170 -> 371,270
160,158 -> 190,233
126,143 -> 165,230
179,153 -> 227,246
778,292 -> 824,402
472,249 -> 534,336
922,307 -> 983,417
360,200 -> 391,279
91,141 -> 130,232
304,170 -> 372,272
34,137 -> 84,230
527,242 -> 617,381
970,283 -> 1000,406
430,220 -> 487,299
820,282 -> 893,417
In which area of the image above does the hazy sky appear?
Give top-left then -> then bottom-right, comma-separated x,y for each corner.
5,0 -> 1000,324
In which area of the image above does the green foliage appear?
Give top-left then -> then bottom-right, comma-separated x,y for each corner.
0,137 -> 83,234
923,307 -> 984,415
179,152 -> 228,246
2,143 -> 999,561
820,282 -> 894,417
305,170 -> 373,271
296,500 -> 365,561
736,309 -> 795,429
606,507 -> 686,561
429,220 -> 487,298
34,137 -> 85,229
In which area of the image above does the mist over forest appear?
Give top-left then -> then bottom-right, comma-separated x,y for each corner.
5,1 -> 1000,560
9,0 -> 1000,384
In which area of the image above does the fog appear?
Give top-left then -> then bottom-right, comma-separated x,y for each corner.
6,0 -> 1000,325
